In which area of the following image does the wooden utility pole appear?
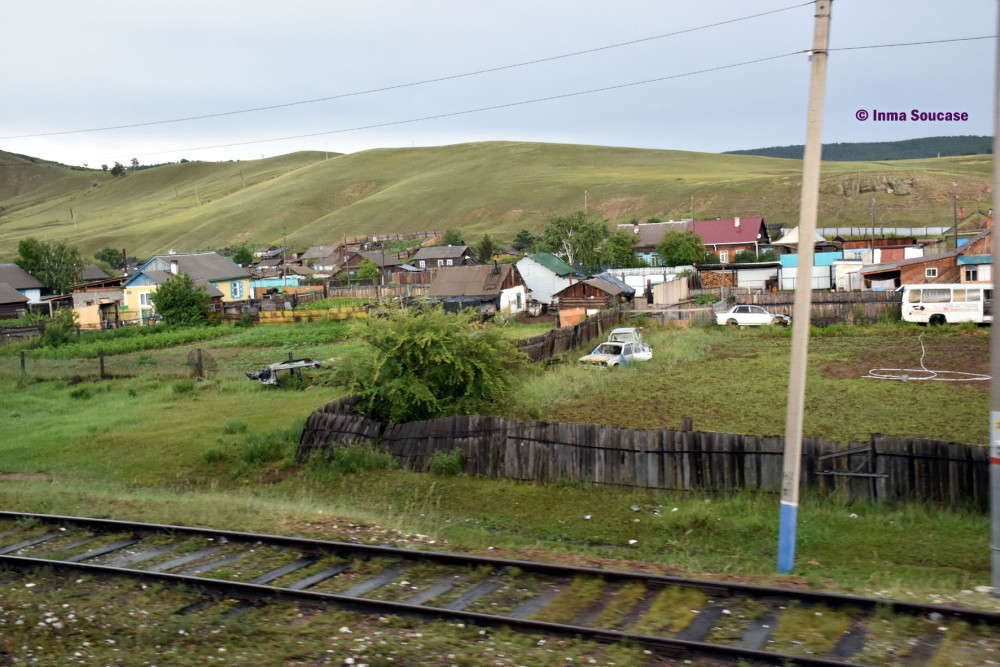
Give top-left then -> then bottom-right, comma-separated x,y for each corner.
778,0 -> 832,575
989,0 -> 1000,598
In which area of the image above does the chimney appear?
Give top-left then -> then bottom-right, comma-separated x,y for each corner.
734,217 -> 741,228
170,260 -> 179,275
121,248 -> 127,276
492,260 -> 500,274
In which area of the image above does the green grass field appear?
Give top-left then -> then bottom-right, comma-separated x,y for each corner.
0,143 -> 990,259
0,319 -> 997,642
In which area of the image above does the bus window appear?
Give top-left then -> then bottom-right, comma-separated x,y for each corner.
953,289 -> 966,302
908,289 -> 922,303
924,289 -> 950,303
967,289 -> 981,302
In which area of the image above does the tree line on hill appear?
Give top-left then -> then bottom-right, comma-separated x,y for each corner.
725,135 -> 992,161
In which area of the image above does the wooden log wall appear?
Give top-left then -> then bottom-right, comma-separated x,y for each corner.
296,407 -> 990,509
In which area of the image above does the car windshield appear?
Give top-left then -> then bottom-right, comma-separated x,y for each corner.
595,343 -> 623,355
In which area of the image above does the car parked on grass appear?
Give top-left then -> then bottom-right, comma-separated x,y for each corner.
715,304 -> 791,327
606,327 -> 653,360
578,340 -> 652,368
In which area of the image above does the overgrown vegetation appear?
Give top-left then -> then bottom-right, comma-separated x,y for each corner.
341,304 -> 526,422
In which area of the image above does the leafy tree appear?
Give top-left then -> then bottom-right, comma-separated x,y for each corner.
110,162 -> 125,177
355,258 -> 380,281
512,229 -> 535,252
758,249 -> 779,262
149,272 -> 210,326
101,164 -> 109,172
536,211 -> 607,271
343,304 -> 525,423
654,230 -> 705,267
598,230 -> 645,269
15,237 -> 82,294
130,158 -> 140,170
440,228 -> 464,246
703,251 -> 721,264
230,245 -> 254,266
733,250 -> 758,263
475,234 -> 501,263
93,247 -> 124,270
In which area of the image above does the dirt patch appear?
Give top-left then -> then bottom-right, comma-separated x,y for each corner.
0,473 -> 51,481
822,332 -> 990,386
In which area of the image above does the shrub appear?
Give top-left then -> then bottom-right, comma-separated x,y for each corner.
345,304 -> 526,423
222,419 -> 248,435
325,444 -> 396,474
69,387 -> 92,400
428,448 -> 463,476
171,380 -> 196,395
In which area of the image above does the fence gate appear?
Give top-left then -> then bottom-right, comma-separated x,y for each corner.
816,443 -> 887,501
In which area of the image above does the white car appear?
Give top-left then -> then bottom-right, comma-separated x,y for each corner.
578,340 -> 652,368
716,304 -> 791,327
607,327 -> 653,360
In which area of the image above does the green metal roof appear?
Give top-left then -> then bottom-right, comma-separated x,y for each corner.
526,252 -> 575,277
957,255 -> 992,265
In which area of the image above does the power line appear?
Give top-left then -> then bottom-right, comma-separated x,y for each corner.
828,35 -> 995,51
0,2 -> 812,141
136,51 -> 807,158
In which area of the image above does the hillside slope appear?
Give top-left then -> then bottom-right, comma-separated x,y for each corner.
0,142 -> 991,258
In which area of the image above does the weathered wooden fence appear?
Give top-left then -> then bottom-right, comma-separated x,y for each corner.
297,398 -> 990,510
323,285 -> 431,300
516,307 -> 623,363
737,290 -> 902,324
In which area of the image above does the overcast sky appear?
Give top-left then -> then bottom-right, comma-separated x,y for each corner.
1,1 -> 995,168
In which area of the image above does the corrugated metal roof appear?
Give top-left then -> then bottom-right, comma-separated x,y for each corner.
413,245 -> 474,260
0,264 -> 44,290
591,271 -> 635,297
428,264 -> 513,297
143,252 -> 251,281
0,282 -> 29,304
525,252 -> 575,276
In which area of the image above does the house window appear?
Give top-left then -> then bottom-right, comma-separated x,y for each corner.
437,259 -> 444,267
231,281 -> 243,298
925,267 -> 938,278
446,258 -> 454,266
419,260 -> 426,268
719,250 -> 729,263
965,266 -> 978,282
139,292 -> 152,307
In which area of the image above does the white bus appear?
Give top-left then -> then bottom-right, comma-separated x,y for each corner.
900,283 -> 993,324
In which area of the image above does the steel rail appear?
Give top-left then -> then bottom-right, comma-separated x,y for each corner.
1,510 -> 997,626
0,554 -> 858,667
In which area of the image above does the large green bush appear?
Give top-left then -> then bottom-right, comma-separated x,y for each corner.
342,304 -> 526,422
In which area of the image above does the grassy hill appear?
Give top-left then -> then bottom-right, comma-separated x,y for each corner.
726,135 -> 993,161
0,141 -> 992,259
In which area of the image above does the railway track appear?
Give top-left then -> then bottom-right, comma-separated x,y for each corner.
0,511 -> 997,665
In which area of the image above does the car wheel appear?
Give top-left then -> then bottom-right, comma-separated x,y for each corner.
727,319 -> 738,326
772,317 -> 788,326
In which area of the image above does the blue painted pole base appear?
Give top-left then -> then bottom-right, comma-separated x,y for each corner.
777,501 -> 798,574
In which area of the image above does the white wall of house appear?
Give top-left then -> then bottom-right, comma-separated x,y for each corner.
515,257 -> 571,305
605,266 -> 690,292
19,288 -> 42,304
833,260 -> 864,291
500,286 -> 527,314
778,265 -> 833,290
733,267 -> 778,290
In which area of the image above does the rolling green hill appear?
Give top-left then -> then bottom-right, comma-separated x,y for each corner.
726,135 -> 993,161
0,141 -> 992,259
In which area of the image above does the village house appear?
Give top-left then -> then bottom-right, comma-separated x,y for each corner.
552,276 -> 630,326
515,252 -> 576,307
0,283 -> 29,319
861,227 -> 992,289
71,275 -> 126,329
426,263 -> 527,316
121,251 -> 252,324
0,264 -> 45,303
618,217 -> 771,265
412,245 -> 477,269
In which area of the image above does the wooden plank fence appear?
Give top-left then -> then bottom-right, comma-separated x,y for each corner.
259,307 -> 368,324
297,398 -> 990,510
738,290 -> 902,324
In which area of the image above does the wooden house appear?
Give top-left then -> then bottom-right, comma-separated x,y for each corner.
426,263 -> 527,316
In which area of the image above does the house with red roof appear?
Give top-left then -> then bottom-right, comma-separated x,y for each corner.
617,217 -> 771,265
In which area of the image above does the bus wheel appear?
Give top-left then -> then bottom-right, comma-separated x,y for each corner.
929,314 -> 946,325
